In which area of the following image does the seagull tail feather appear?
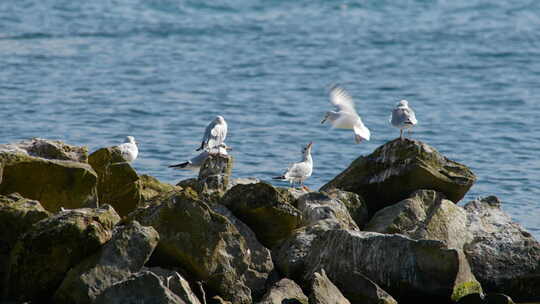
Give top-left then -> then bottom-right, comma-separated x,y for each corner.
169,162 -> 189,169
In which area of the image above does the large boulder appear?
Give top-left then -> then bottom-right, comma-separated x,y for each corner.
54,221 -> 159,304
321,189 -> 369,229
0,138 -> 88,162
304,230 -> 482,302
0,152 -> 98,212
257,278 -> 308,304
198,154 -> 233,194
5,205 -> 120,302
220,182 -> 302,248
366,189 -> 471,249
145,267 -> 202,304
95,271 -> 186,304
130,189 -> 273,304
139,174 -> 182,202
88,147 -> 142,216
463,196 -> 540,302
320,138 -> 476,215
0,193 -> 50,293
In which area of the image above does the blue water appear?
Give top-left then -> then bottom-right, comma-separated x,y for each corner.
1,0 -> 539,239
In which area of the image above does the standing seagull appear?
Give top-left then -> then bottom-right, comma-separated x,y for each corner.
390,100 -> 417,140
169,146 -> 228,170
117,136 -> 138,162
321,85 -> 371,143
273,142 -> 313,190
196,115 -> 228,154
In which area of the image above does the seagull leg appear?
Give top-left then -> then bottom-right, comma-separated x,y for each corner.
400,129 -> 404,140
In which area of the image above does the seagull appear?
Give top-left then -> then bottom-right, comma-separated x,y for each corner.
273,142 -> 313,190
169,146 -> 228,170
117,136 -> 138,162
321,85 -> 371,143
196,115 -> 228,154
390,100 -> 417,140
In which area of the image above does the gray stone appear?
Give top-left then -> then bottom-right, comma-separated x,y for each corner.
366,189 -> 471,249
463,196 -> 540,302
54,221 -> 159,304
0,138 -> 89,163
320,138 -> 476,215
307,269 -> 351,304
297,192 -> 359,230
257,278 -> 308,304
146,267 -> 202,304
304,230 -> 482,302
322,188 -> 369,229
95,271 -> 186,304
198,154 -> 233,194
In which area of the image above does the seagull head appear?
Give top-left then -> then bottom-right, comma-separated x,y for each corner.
216,115 -> 225,123
397,100 -> 409,107
125,136 -> 137,145
303,142 -> 313,155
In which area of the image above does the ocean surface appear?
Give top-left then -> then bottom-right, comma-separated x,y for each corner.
1,0 -> 539,239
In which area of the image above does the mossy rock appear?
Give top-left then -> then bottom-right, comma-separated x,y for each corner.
0,193 -> 50,294
0,152 -> 98,212
131,189 -> 272,303
139,174 -> 181,202
0,138 -> 89,163
321,138 -> 476,215
5,205 -> 120,302
220,182 -> 303,248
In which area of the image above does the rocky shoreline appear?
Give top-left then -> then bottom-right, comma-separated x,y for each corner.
0,137 -> 538,304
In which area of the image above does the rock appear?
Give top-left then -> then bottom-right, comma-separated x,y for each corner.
463,196 -> 540,302
5,205 -> 120,302
140,174 -> 182,202
198,154 -> 233,194
0,138 -> 88,162
88,147 -> 142,216
0,193 -> 50,294
273,220 -> 342,281
366,189 -> 471,249
307,269 -> 351,304
228,177 -> 261,190
320,138 -> 476,215
297,192 -> 359,230
145,267 -> 202,304
95,271 -> 186,304
54,220 -> 159,304
130,189 -> 273,304
304,230 -> 482,302
484,293 -> 515,304
0,152 -> 98,211
220,182 -> 302,248
210,295 -> 233,304
322,188 -> 369,229
456,293 -> 484,304
257,278 -> 308,304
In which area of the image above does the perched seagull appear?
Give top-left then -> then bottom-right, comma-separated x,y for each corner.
390,100 -> 417,140
169,146 -> 228,170
117,136 -> 138,162
196,115 -> 228,154
321,85 -> 371,143
273,142 -> 313,190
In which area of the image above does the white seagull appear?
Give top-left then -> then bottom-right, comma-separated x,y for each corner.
321,85 -> 371,143
390,100 -> 417,140
196,115 -> 228,154
169,146 -> 228,170
117,136 -> 138,162
273,142 -> 313,190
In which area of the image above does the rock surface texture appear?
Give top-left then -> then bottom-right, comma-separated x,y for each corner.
0,138 -> 89,163
0,152 -> 98,211
463,196 -> 540,302
54,221 -> 159,304
306,269 -> 351,304
221,182 -> 302,248
320,138 -> 476,215
5,205 -> 120,302
366,189 -> 471,249
257,278 -> 308,304
304,229 -> 482,302
131,189 -> 273,304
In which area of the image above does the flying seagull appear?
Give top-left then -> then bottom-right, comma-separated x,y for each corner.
321,85 -> 371,143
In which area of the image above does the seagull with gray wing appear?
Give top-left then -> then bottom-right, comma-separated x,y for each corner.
273,142 -> 313,190
196,115 -> 228,154
390,100 -> 417,140
321,85 -> 371,143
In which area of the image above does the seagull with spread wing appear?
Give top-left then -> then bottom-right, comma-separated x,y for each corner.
390,100 -> 417,140
321,85 -> 371,143
196,115 -> 228,154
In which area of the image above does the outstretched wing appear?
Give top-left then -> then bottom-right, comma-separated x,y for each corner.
329,85 -> 356,113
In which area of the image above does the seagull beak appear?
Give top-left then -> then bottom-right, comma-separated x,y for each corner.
320,118 -> 326,124
308,142 -> 313,149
